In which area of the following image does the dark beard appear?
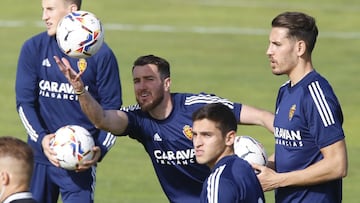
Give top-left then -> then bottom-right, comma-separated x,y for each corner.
137,93 -> 164,112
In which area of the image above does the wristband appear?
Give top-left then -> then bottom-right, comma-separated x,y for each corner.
75,88 -> 86,95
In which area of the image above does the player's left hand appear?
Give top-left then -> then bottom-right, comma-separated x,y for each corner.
252,163 -> 281,192
75,146 -> 101,172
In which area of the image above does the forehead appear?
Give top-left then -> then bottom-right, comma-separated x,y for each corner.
269,27 -> 290,42
42,0 -> 66,8
192,119 -> 218,132
132,64 -> 160,77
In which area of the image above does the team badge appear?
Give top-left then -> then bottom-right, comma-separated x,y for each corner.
288,104 -> 296,121
77,58 -> 87,72
182,125 -> 193,140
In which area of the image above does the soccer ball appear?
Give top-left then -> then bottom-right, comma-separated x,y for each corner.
234,135 -> 267,166
50,125 -> 95,170
56,10 -> 104,58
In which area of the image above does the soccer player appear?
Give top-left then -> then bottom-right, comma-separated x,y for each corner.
0,136 -> 37,203
192,103 -> 265,203
15,0 -> 122,202
252,11 -> 348,203
55,54 -> 274,203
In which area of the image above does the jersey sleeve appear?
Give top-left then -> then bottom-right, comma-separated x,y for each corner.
90,43 -> 122,161
305,80 -> 345,148
16,38 -> 48,148
216,179 -> 238,202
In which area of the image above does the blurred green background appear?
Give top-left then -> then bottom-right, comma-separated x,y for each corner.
1,0 -> 359,202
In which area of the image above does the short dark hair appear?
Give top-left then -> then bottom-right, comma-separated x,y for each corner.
192,103 -> 237,136
272,11 -> 318,54
133,55 -> 170,79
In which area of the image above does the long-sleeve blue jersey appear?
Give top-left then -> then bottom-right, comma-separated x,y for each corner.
16,31 -> 122,164
120,93 -> 242,203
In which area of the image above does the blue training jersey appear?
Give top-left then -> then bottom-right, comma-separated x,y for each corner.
16,32 -> 122,164
273,71 -> 344,203
200,155 -> 265,203
120,93 -> 242,203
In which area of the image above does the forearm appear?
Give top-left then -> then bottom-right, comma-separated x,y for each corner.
239,104 -> 274,133
77,90 -> 128,134
279,162 -> 341,187
279,141 -> 347,187
78,90 -> 107,130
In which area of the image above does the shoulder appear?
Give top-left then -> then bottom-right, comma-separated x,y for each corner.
219,155 -> 255,178
179,92 -> 235,108
301,71 -> 338,104
92,42 -> 116,59
215,155 -> 250,174
22,32 -> 51,48
301,71 -> 332,91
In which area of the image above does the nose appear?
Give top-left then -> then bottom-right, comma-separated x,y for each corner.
42,10 -> 48,21
136,80 -> 146,90
266,45 -> 272,56
193,136 -> 203,148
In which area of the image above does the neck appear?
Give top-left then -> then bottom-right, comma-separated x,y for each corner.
148,94 -> 173,120
289,61 -> 313,86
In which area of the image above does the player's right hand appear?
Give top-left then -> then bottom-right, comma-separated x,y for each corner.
54,56 -> 85,93
42,133 -> 60,167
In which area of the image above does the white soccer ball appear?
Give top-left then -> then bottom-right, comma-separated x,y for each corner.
234,135 -> 267,166
56,10 -> 104,58
50,125 -> 95,170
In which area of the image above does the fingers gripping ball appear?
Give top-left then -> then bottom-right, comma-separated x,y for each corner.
50,125 -> 95,170
56,10 -> 104,58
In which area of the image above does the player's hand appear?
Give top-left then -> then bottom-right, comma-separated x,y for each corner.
42,134 -> 60,167
75,146 -> 101,172
54,56 -> 85,93
252,163 -> 280,192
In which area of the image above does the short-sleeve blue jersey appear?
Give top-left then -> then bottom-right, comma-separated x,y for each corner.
120,93 -> 242,203
273,71 -> 344,203
200,155 -> 265,203
16,32 -> 122,164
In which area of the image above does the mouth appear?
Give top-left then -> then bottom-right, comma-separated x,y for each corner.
138,92 -> 151,101
269,58 -> 276,66
195,149 -> 204,157
45,21 -> 52,30
141,92 -> 150,97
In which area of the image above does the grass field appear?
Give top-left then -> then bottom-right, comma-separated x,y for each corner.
1,0 -> 359,202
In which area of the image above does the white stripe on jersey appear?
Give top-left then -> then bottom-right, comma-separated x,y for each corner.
206,164 -> 226,203
102,132 -> 117,150
18,106 -> 38,142
185,94 -> 234,109
91,165 -> 96,200
308,81 -> 335,127
120,104 -> 141,112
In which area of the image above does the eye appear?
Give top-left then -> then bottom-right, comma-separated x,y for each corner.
133,79 -> 140,84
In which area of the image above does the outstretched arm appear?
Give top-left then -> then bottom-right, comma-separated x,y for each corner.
54,56 -> 128,135
239,104 -> 274,133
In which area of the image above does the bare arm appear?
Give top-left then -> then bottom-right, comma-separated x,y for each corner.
239,104 -> 274,133
54,56 -> 128,135
253,140 -> 348,191
77,91 -> 128,134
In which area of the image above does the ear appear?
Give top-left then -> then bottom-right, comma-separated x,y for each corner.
69,4 -> 78,12
296,40 -> 307,57
164,77 -> 171,91
0,171 -> 9,185
225,131 -> 236,146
